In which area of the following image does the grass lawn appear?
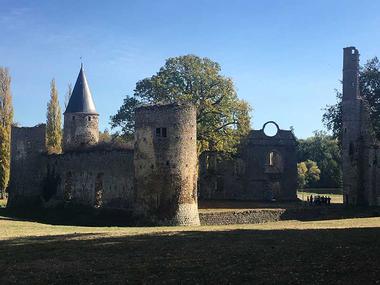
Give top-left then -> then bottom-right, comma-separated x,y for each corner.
302,188 -> 343,195
297,191 -> 343,204
1,213 -> 380,284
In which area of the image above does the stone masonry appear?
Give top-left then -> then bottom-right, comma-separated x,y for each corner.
7,124 -> 47,206
63,65 -> 99,151
8,66 -> 201,226
199,121 -> 298,201
342,46 -> 380,206
134,103 -> 200,226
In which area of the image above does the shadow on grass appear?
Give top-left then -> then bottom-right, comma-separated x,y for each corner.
0,227 -> 379,284
1,202 -> 380,227
281,205 -> 380,222
0,206 -> 136,227
200,199 -> 380,223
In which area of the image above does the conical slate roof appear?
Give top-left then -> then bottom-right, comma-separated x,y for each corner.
64,65 -> 97,114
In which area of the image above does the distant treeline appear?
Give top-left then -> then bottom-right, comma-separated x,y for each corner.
296,131 -> 342,189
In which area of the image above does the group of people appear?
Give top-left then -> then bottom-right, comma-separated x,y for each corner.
306,195 -> 331,206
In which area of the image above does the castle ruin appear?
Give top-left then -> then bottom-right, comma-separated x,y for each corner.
7,63 -> 301,226
5,46 -> 380,229
199,121 -> 297,201
8,66 -> 200,226
342,47 -> 380,206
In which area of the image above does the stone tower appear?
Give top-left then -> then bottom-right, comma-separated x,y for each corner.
63,65 -> 99,150
342,47 -> 363,205
134,103 -> 200,226
8,124 -> 47,207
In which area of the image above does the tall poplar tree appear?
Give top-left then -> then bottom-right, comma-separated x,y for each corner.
0,67 -> 13,199
46,79 -> 62,154
64,83 -> 72,109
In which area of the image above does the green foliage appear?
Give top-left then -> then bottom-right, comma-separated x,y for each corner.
297,131 -> 341,188
322,90 -> 342,145
99,129 -> 112,143
46,79 -> 62,154
111,55 -> 252,154
110,96 -> 140,141
0,197 -> 6,207
64,83 -> 72,109
323,57 -> 380,144
305,160 -> 321,184
0,67 -> 13,199
297,160 -> 321,189
297,162 -> 307,189
359,57 -> 380,137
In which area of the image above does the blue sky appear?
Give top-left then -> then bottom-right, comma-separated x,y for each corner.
1,0 -> 380,138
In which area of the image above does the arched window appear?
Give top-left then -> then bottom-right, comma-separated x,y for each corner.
266,151 -> 283,173
349,142 -> 355,162
64,171 -> 73,201
349,142 -> 355,156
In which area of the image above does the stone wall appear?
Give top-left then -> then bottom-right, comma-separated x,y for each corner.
356,101 -> 380,206
134,103 -> 200,225
199,122 -> 297,201
199,153 -> 245,200
244,124 -> 298,200
342,46 -> 380,206
8,124 -> 47,207
63,113 -> 99,150
200,209 -> 286,226
45,149 -> 134,209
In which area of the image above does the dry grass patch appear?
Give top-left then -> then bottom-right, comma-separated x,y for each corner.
297,191 -> 343,204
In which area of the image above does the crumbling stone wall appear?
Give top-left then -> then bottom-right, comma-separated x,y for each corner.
342,47 -> 380,206
199,153 -> 246,200
45,149 -> 135,209
63,113 -> 99,151
134,103 -> 200,226
199,121 -> 297,201
7,124 -> 47,207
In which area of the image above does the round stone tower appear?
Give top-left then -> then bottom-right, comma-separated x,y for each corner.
63,65 -> 99,151
134,103 -> 200,226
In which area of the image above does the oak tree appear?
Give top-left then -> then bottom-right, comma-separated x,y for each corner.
323,57 -> 380,145
111,55 -> 252,154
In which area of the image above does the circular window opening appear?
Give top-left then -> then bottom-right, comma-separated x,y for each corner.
263,122 -> 279,137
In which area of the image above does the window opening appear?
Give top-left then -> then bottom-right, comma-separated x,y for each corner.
156,127 -> 167,137
269,152 -> 274,166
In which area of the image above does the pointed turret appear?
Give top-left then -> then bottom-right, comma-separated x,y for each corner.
65,65 -> 97,114
63,65 -> 99,151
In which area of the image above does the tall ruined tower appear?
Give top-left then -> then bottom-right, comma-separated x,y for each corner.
63,65 -> 99,150
342,47 -> 363,205
134,103 -> 200,226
